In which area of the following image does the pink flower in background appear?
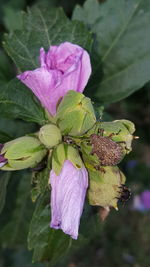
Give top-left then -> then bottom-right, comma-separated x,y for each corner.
133,190 -> 150,211
50,160 -> 88,239
17,42 -> 91,116
140,190 -> 150,209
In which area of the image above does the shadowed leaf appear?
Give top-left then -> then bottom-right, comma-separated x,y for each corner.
73,0 -> 150,103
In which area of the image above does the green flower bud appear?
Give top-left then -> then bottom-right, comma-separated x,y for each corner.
115,119 -> 135,134
100,120 -> 135,154
1,136 -> 47,171
87,166 -> 126,209
56,90 -> 96,136
52,143 -> 83,175
39,124 -> 62,148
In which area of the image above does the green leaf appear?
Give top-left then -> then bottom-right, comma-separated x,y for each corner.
0,118 -> 37,140
3,7 -> 23,32
3,5 -> 93,72
0,171 -> 11,214
0,78 -> 47,125
28,193 -> 72,264
73,0 -> 150,103
0,170 -> 34,247
0,50 -> 14,84
0,0 -> 25,25
31,167 -> 50,202
1,0 -> 25,10
0,130 -> 12,142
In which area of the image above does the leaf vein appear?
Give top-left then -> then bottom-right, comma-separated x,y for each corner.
13,33 -> 37,68
101,0 -> 142,62
35,7 -> 52,47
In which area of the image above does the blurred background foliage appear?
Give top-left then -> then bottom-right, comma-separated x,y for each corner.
0,0 -> 150,266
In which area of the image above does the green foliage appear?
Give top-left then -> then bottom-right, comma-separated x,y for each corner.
0,249 -> 44,267
28,193 -> 72,264
0,118 -> 37,140
0,171 -> 11,214
0,130 -> 12,142
31,166 -> 50,202
3,7 -> 23,31
0,50 -> 14,84
0,170 -> 34,247
73,0 -> 150,103
0,78 -> 47,124
1,0 -> 26,10
3,4 -> 93,71
0,0 -> 25,26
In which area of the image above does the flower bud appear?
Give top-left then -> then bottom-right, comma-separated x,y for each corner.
39,124 -> 62,148
100,120 -> 135,154
52,143 -> 83,175
87,166 -> 126,209
56,90 -> 96,136
115,119 -> 135,134
0,136 -> 47,171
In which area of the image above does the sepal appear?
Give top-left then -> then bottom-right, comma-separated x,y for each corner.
52,143 -> 83,175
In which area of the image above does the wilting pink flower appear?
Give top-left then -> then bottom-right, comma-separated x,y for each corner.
133,190 -> 150,211
50,160 -> 88,239
0,144 -> 7,168
17,42 -> 91,116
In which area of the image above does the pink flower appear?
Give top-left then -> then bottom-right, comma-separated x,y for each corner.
140,190 -> 150,209
50,160 -> 88,239
17,42 -> 91,116
133,190 -> 150,211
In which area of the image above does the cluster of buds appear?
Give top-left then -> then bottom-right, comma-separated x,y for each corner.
0,91 -> 136,211
0,42 -> 137,239
0,90 -> 96,173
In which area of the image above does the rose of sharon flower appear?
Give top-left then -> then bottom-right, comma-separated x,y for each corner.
50,160 -> 88,239
17,42 -> 91,116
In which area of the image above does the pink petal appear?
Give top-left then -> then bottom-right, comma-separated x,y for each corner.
39,47 -> 46,67
46,42 -> 91,93
77,49 -> 92,92
50,160 -> 88,239
17,67 -> 63,116
17,42 -> 92,116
